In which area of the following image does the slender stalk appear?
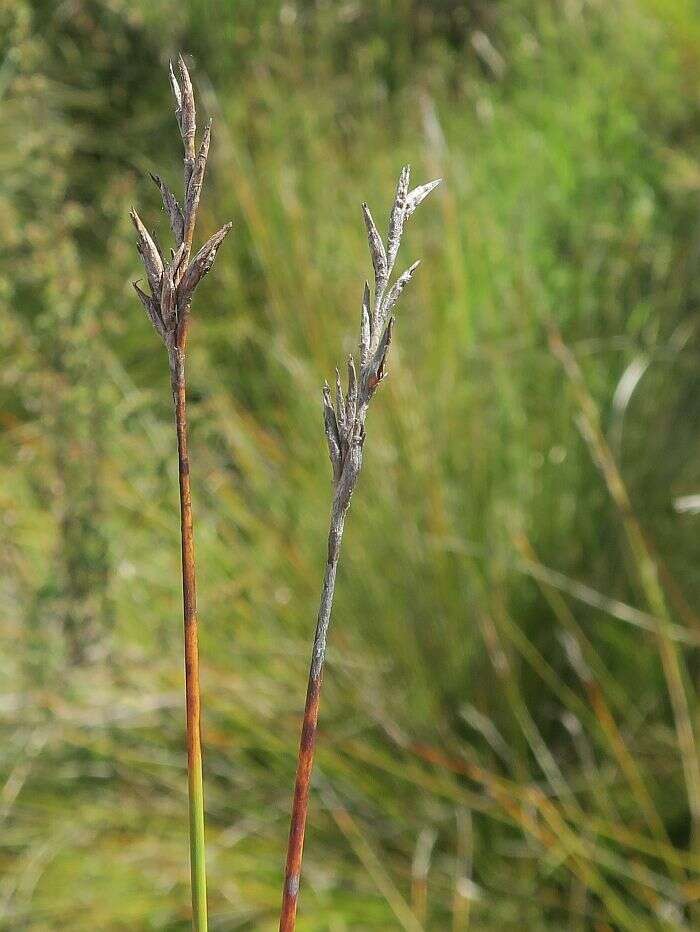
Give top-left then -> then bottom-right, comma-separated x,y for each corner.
130,55 -> 231,930
280,512 -> 345,930
171,343 -> 207,930
279,168 -> 440,931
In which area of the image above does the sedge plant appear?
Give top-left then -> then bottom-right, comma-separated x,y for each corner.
130,54 -> 231,931
279,167 -> 440,931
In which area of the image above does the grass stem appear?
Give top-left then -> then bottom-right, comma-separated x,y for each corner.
131,54 -> 231,929
172,346 -> 208,930
278,167 -> 439,930
279,517 -> 344,931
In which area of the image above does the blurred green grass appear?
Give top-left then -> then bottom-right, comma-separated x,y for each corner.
2,0 -> 700,928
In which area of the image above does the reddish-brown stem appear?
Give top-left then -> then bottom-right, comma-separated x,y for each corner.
131,55 -> 227,929
280,513 -> 345,931
279,673 -> 323,930
171,342 -> 208,930
279,167 -> 437,931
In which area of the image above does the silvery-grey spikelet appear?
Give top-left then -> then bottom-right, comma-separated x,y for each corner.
321,167 -> 441,522
280,165 -> 440,932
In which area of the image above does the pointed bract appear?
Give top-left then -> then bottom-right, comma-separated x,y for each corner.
183,120 -> 211,249
150,226 -> 166,263
405,178 -> 441,219
177,222 -> 232,303
130,208 -> 163,298
171,241 -> 188,282
151,173 -> 185,245
177,53 -> 196,148
133,281 -> 165,338
335,368 -> 346,439
360,281 -> 371,367
386,165 -> 410,272
322,383 -> 342,481
160,267 -> 178,331
345,355 -> 357,431
380,259 -> 421,322
169,60 -> 182,121
362,202 -> 388,297
367,317 -> 394,392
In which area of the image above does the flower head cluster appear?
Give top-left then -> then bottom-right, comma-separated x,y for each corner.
131,55 -> 231,358
322,167 -> 440,510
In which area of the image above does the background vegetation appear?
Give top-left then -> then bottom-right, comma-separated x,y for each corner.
2,0 -> 700,927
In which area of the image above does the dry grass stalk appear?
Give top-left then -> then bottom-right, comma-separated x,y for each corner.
130,54 -> 231,932
278,168 -> 440,931
547,322 -> 700,852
